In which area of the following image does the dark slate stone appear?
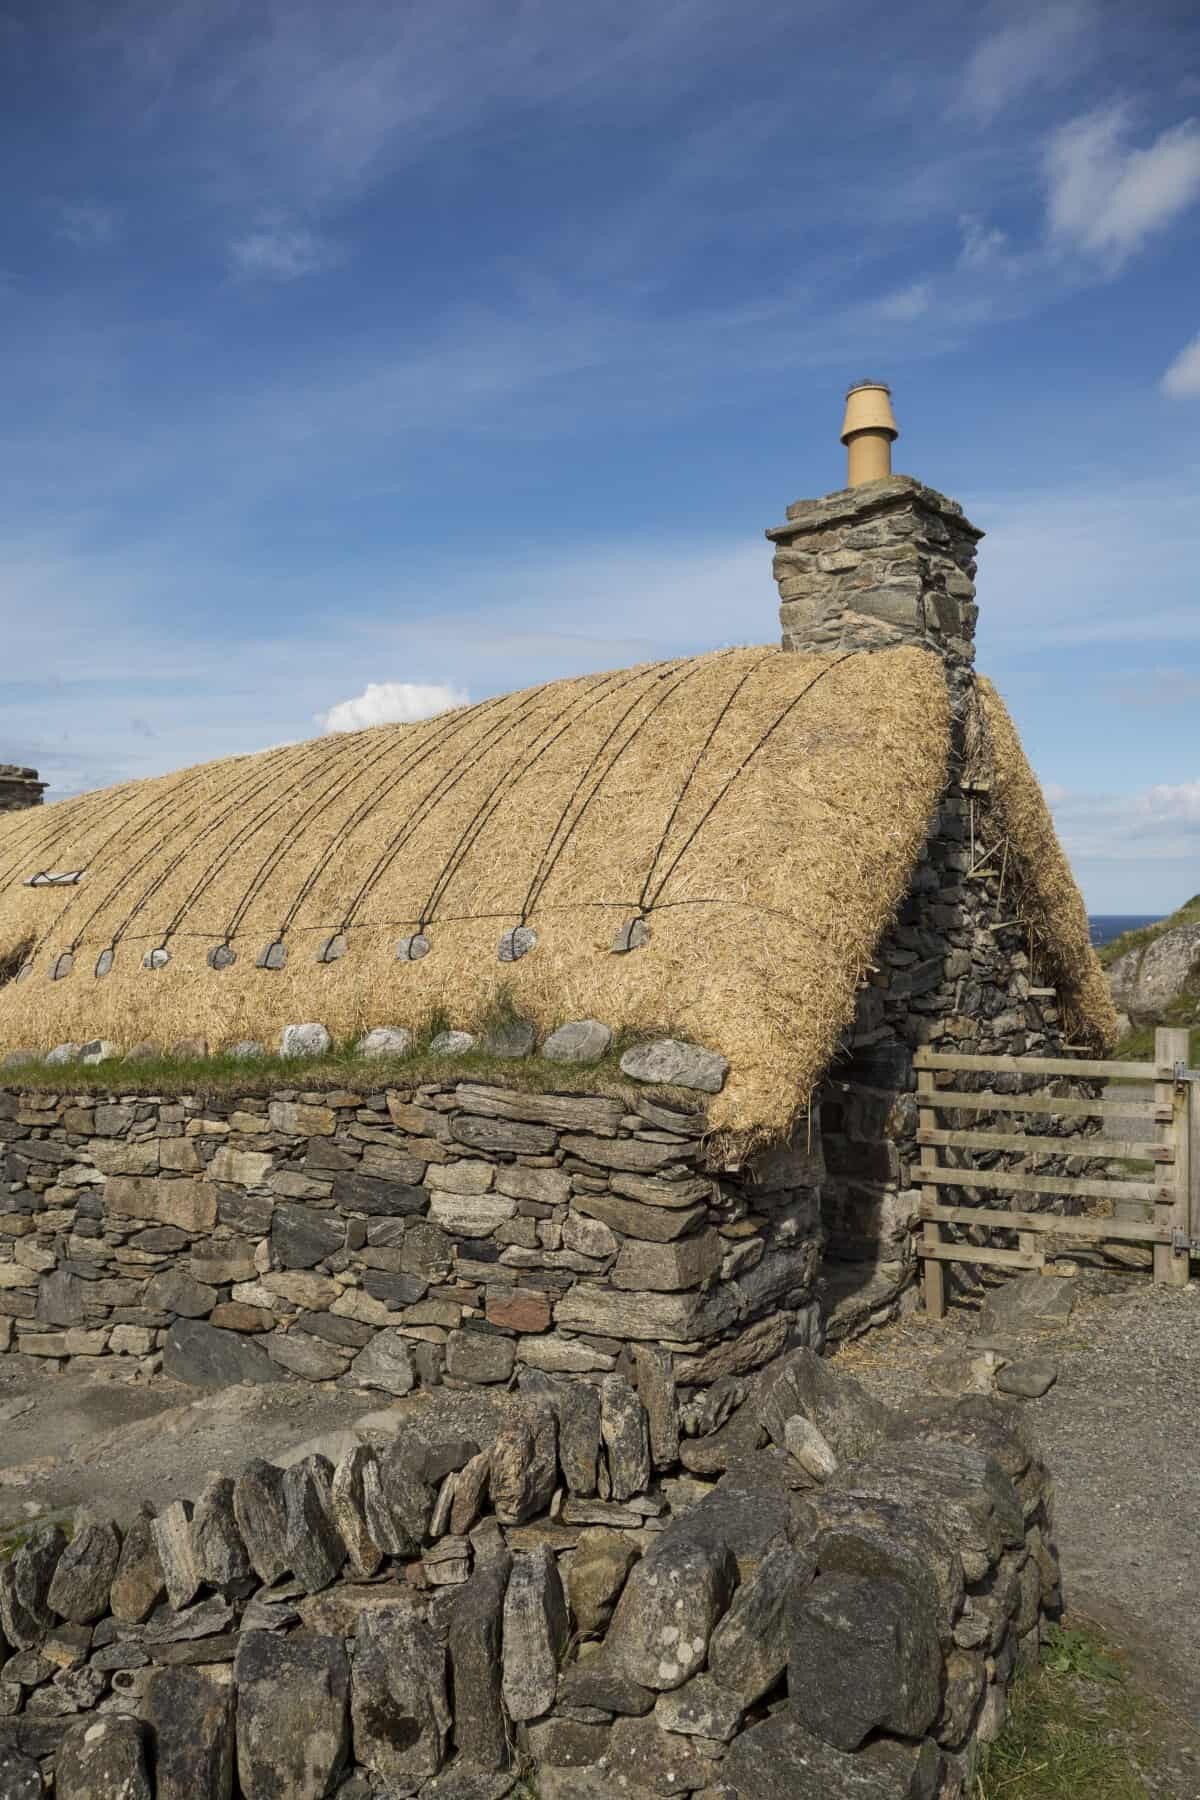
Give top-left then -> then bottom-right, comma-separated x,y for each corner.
0,1525 -> 67,1650
362,1270 -> 429,1309
351,1606 -> 448,1791
296,1311 -> 374,1348
330,1174 -> 427,1216
0,1745 -> 42,1799
217,1191 -> 273,1237
55,1716 -> 151,1800
232,1461 -> 289,1586
109,1514 -> 166,1625
557,1380 -> 601,1497
446,1547 -> 512,1770
190,1476 -> 253,1595
281,1456 -> 346,1593
788,1572 -> 942,1751
674,1473 -> 804,1580
271,1204 -> 344,1271
721,1710 -> 943,1798
45,1515 -> 121,1624
555,1657 -> 655,1716
146,1667 -> 235,1800
234,1631 -> 350,1800
163,1320 -> 286,1388
708,1542 -> 815,1706
35,1270 -> 83,1328
754,1348 -> 894,1464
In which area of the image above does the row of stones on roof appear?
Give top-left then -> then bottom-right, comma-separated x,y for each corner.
1,1030 -> 729,1093
0,1348 -> 1059,1798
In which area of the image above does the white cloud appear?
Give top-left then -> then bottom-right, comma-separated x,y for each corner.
960,4 -> 1091,124
958,214 -> 1011,270
228,221 -> 342,281
1045,103 -> 1200,261
1162,330 -> 1200,398
874,281 -> 932,322
318,681 -> 470,733
1044,777 -> 1200,863
55,204 -> 117,248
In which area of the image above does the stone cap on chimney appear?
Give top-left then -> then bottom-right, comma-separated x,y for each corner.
766,474 -> 984,544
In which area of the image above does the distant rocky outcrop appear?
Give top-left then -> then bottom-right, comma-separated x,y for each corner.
1104,896 -> 1200,1035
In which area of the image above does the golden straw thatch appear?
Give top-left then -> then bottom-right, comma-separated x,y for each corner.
0,646 -> 953,1135
975,679 -> 1118,1051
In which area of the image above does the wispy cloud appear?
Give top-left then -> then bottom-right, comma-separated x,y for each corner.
1045,103 -> 1200,261
960,3 -> 1093,125
228,220 -> 343,280
55,204 -> 118,248
1162,329 -> 1200,397
1046,777 -> 1200,864
874,281 -> 933,322
318,681 -> 469,732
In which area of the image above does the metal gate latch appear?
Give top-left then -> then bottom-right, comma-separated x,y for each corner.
1172,1231 -> 1200,1256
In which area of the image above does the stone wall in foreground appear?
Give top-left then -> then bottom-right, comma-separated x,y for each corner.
0,1075 -> 823,1390
0,1348 -> 1058,1799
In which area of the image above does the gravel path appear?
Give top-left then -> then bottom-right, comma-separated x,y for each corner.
836,1270 -> 1200,1793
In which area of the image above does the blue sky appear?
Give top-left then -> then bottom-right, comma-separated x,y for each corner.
1,0 -> 1198,912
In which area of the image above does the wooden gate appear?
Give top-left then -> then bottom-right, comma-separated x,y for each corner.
915,1027 -> 1196,1320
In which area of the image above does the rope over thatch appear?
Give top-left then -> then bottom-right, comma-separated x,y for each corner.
974,679 -> 1117,1052
0,646 -> 956,1137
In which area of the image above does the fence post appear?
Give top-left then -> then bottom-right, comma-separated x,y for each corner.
1154,1027 -> 1191,1288
917,1059 -> 945,1320
1190,1075 -> 1199,1255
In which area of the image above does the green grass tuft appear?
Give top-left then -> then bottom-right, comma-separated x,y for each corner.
1098,893 -> 1200,969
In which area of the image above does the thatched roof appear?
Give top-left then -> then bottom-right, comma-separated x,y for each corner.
0,646 -> 1110,1135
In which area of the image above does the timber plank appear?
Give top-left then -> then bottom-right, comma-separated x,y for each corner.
927,1166 -> 1162,1203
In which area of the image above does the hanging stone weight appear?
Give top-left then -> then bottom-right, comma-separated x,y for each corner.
316,934 -> 347,965
207,944 -> 237,971
14,961 -> 33,984
143,947 -> 171,970
256,941 -> 287,971
498,926 -> 537,963
94,949 -> 114,979
611,916 -> 651,954
396,934 -> 431,962
49,951 -> 75,981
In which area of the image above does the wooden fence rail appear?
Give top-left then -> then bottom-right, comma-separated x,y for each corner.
915,1027 -> 1195,1320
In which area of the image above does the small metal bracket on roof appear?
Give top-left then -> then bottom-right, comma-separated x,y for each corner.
316,933 -> 347,965
208,943 -> 236,971
396,934 -> 431,962
256,940 -> 287,971
24,869 -> 85,887
498,926 -> 537,963
143,947 -> 171,970
94,948 -> 114,979
49,951 -> 74,981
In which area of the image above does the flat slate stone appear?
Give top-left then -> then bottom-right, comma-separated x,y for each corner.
0,1524 -> 68,1649
501,1547 -> 569,1723
721,1710 -> 943,1798
789,1572 -> 942,1751
351,1606 -> 448,1792
163,1320 -> 286,1388
234,1630 -> 350,1800
146,1667 -> 234,1800
995,1359 -> 1058,1398
45,1514 -> 121,1624
56,1716 -> 151,1800
271,1203 -> 344,1270
619,1038 -> 729,1093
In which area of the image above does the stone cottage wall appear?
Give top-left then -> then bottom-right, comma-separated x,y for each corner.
0,1078 -> 823,1390
0,765 -> 46,814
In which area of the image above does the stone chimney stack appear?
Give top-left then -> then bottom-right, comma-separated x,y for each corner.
0,766 -> 47,813
767,384 -> 983,682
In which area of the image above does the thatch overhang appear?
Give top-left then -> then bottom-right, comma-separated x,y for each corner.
0,646 -> 1112,1137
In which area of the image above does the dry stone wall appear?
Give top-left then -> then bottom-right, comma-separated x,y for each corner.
0,1077 -> 824,1390
0,1347 -> 1058,1798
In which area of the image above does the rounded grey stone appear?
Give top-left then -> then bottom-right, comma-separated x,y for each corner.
94,948 -> 114,978
279,1022 -> 333,1059
124,1041 -> 162,1062
256,940 -> 287,971
229,1039 -> 266,1060
479,1018 -> 536,1059
207,944 -> 236,970
429,1030 -> 475,1055
12,960 -> 33,983
49,951 -> 75,980
498,925 -> 537,963
45,1041 -> 83,1065
0,1048 -> 36,1069
611,916 -> 651,954
355,1026 -> 413,1058
396,933 -> 431,961
316,933 -> 347,964
543,1019 -> 613,1063
81,1039 -> 119,1065
142,947 -> 170,970
619,1037 -> 729,1093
